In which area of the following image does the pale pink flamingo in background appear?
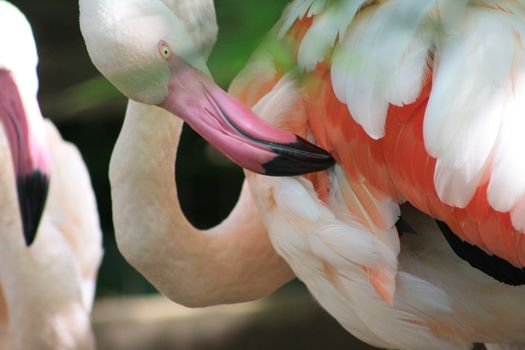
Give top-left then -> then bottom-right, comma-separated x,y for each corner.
80,0 -> 525,349
0,2 -> 103,349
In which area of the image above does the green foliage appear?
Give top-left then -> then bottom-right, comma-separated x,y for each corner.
52,76 -> 121,115
209,0 -> 287,87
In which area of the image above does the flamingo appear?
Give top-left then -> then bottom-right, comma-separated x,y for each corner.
0,2 -> 103,349
79,0 -> 332,306
79,0 -> 525,348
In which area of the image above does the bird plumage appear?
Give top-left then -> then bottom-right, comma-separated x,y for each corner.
234,0 -> 525,284
0,3 -> 103,348
230,1 -> 525,347
80,0 -> 525,348
0,121 -> 103,350
242,65 -> 525,349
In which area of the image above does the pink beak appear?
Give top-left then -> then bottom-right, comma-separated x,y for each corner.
159,56 -> 334,176
0,69 -> 50,246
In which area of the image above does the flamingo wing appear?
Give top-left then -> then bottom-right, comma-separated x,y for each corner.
234,0 -> 525,296
231,34 -> 402,302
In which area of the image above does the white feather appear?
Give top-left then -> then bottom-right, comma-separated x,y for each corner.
473,0 -> 525,15
433,157 -> 489,209
269,174 -> 391,270
345,272 -> 459,350
273,177 -> 322,222
332,165 -> 401,255
308,223 -> 385,269
298,0 -> 364,71
278,0 -> 327,38
251,74 -> 307,131
278,0 -> 311,38
331,0 -> 436,139
229,52 -> 277,107
387,28 -> 432,106
434,0 -> 469,34
306,0 -> 328,17
511,198 -> 525,233
487,36 -> 525,213
424,9 -> 514,207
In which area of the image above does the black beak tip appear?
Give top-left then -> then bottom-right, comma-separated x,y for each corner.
16,171 -> 49,246
262,136 -> 335,176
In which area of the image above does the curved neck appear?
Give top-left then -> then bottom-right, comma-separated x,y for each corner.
109,100 -> 293,306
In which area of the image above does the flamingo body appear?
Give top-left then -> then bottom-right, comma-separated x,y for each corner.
0,3 -> 103,348
0,122 -> 103,350
229,1 -> 525,348
242,59 -> 525,350
230,0 -> 525,296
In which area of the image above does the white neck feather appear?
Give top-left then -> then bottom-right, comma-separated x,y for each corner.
109,100 -> 293,306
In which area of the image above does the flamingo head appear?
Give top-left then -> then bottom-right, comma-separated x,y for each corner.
0,1 -> 51,246
80,0 -> 334,176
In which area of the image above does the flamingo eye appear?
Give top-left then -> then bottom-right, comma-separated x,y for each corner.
158,41 -> 171,60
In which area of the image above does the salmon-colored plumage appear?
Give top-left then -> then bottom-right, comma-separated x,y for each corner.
232,15 -> 525,306
261,17 -> 525,269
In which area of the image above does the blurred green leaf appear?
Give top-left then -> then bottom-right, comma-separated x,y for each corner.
51,76 -> 124,116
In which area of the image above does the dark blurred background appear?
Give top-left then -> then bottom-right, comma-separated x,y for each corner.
11,0 -> 380,349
